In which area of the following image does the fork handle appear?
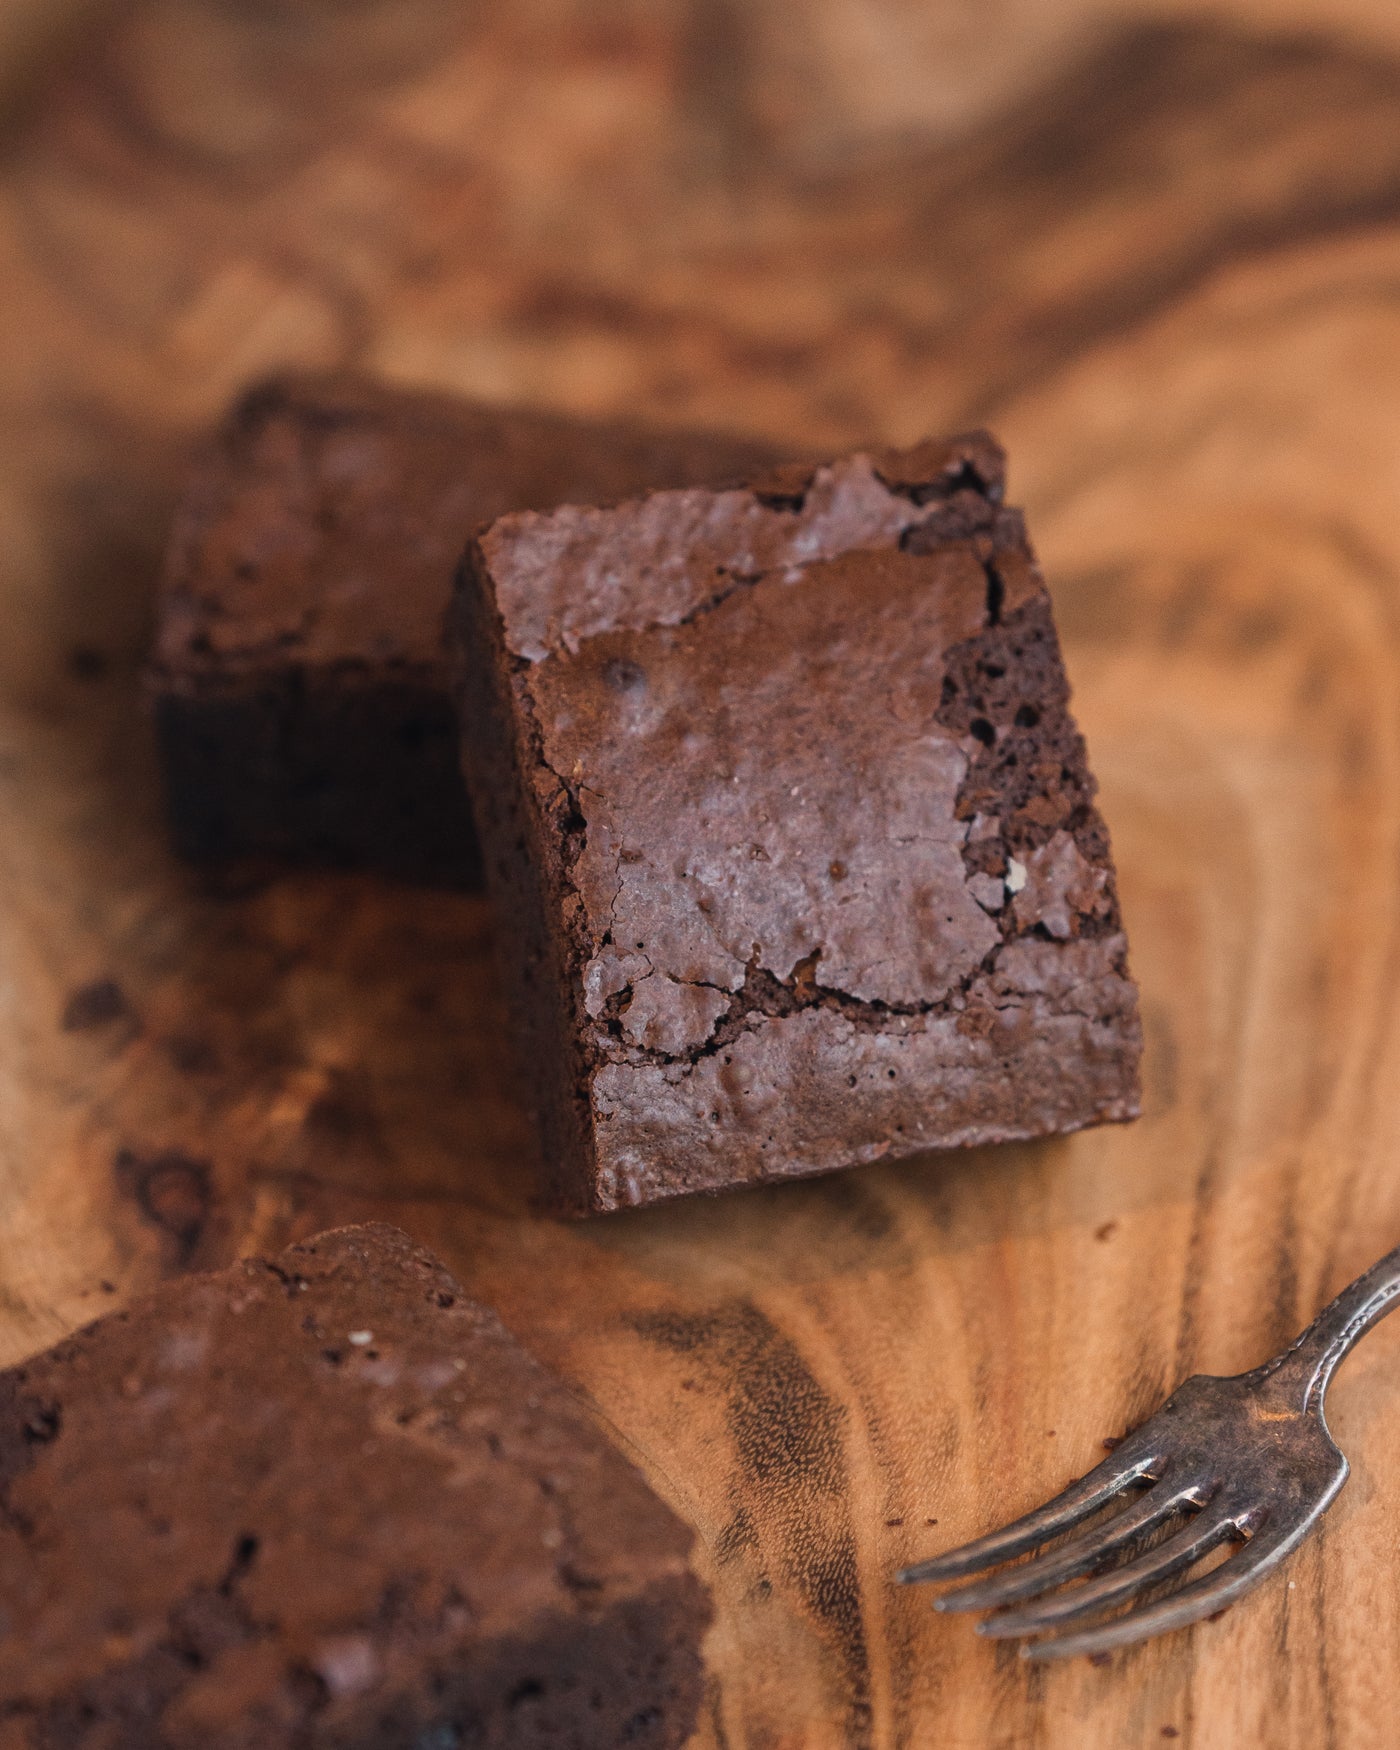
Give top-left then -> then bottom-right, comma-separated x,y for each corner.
1268,1240 -> 1400,1411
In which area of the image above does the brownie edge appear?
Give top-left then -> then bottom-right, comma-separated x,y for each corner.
0,1225 -> 711,1749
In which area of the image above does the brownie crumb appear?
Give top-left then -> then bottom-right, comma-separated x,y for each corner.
67,644 -> 109,681
60,978 -> 132,1033
165,1032 -> 221,1074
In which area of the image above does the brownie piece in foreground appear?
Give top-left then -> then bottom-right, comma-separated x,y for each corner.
149,375 -> 781,885
454,434 -> 1141,1214
0,1225 -> 709,1749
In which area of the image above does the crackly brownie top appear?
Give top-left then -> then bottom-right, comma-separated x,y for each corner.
0,1224 -> 699,1726
474,435 -> 1123,1064
482,434 -> 1006,661
153,374 -> 782,684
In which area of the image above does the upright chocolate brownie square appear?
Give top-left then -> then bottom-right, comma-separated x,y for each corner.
454,436 -> 1141,1213
0,1225 -> 710,1749
148,375 -> 780,885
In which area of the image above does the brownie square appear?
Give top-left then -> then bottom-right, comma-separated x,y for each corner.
453,435 -> 1142,1214
0,1225 -> 710,1749
148,375 -> 782,886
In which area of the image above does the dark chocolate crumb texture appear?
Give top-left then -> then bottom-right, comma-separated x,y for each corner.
454,433 -> 1142,1214
0,1225 -> 710,1749
148,375 -> 782,885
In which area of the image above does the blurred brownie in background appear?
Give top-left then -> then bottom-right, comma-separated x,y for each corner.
455,435 -> 1141,1214
0,1224 -> 710,1748
148,375 -> 781,886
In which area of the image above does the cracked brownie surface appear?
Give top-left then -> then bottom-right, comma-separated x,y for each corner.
0,1225 -> 710,1749
454,435 -> 1141,1213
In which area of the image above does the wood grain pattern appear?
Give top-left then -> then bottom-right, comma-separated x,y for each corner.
3,2 -> 1400,1744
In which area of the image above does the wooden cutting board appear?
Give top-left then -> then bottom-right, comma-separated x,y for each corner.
3,3 -> 1400,1744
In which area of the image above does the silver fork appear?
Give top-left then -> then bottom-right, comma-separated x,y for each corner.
897,1240 -> 1400,1660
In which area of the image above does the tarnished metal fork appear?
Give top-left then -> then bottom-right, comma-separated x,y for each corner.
898,1240 -> 1400,1660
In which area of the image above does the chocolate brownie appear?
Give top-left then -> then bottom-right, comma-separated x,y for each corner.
453,435 -> 1142,1214
149,375 -> 782,885
0,1225 -> 710,1749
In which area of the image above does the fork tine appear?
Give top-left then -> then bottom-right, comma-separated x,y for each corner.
979,1507 -> 1229,1637
1019,1520 -> 1296,1662
897,1433 -> 1163,1585
935,1477 -> 1199,1614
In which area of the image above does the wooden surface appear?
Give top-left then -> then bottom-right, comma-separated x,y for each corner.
5,2 -> 1400,1744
